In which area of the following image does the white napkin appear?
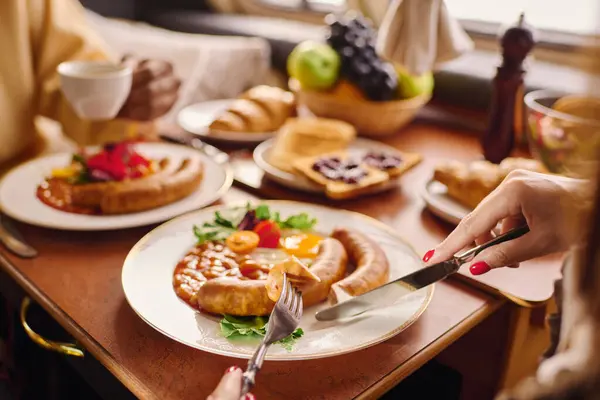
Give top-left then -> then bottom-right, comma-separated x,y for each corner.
376,0 -> 474,75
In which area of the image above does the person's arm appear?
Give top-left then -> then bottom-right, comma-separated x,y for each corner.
30,0 -> 135,145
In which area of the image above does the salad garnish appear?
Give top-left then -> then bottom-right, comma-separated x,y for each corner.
193,203 -> 318,246
220,315 -> 304,351
51,141 -> 153,184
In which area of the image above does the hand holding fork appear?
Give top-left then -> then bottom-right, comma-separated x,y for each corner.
207,274 -> 303,400
241,273 -> 303,396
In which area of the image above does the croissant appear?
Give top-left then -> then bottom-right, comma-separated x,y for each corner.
434,157 -> 547,209
209,86 -> 296,133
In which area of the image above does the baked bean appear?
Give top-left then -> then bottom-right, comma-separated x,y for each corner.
183,268 -> 205,281
174,241 -> 268,309
173,274 -> 185,286
203,269 -> 220,279
224,269 -> 240,277
239,259 -> 259,269
176,283 -> 195,301
221,259 -> 237,270
235,254 -> 252,264
245,270 -> 262,280
240,260 -> 261,279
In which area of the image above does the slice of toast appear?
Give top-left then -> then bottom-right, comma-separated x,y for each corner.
293,153 -> 389,200
324,169 -> 389,199
362,151 -> 422,178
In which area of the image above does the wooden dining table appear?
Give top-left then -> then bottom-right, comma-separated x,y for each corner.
0,116 -> 563,400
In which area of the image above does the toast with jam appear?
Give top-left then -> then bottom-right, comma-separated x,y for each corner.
293,151 -> 421,200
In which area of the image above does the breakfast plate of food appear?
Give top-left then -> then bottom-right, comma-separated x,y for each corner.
253,118 -> 422,199
122,201 -> 433,360
177,85 -> 296,144
0,141 -> 232,230
421,157 -> 547,225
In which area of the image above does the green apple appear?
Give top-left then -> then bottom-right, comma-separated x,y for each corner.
395,65 -> 434,99
287,41 -> 340,90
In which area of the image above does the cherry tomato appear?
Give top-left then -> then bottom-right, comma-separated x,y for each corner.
253,220 -> 281,248
225,231 -> 260,254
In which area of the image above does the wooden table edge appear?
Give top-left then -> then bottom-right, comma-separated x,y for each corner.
355,291 -> 506,400
0,251 -> 157,400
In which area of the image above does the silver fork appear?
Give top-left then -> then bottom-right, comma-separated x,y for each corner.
241,273 -> 303,396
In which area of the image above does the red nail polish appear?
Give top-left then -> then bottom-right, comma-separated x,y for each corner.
225,366 -> 241,374
243,394 -> 256,400
470,261 -> 491,275
422,249 -> 435,262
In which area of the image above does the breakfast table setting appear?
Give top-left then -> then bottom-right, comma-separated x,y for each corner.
2,4 -> 599,400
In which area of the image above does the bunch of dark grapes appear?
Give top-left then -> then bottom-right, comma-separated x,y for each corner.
325,12 -> 398,101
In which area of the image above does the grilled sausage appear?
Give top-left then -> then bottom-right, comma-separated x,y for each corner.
302,238 -> 347,306
329,227 -> 390,304
196,238 -> 348,316
100,156 -> 204,214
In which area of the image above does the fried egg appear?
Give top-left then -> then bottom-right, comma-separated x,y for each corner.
280,233 -> 323,259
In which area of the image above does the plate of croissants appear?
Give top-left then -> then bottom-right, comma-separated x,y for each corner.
177,85 -> 296,144
422,157 -> 548,225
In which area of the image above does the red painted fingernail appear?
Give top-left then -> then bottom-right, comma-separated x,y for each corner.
470,261 -> 491,275
243,394 -> 256,400
422,249 -> 435,262
225,366 -> 241,374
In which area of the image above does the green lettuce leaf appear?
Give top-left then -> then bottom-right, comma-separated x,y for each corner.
254,204 -> 271,220
253,204 -> 317,230
276,213 -> 317,230
219,315 -> 304,351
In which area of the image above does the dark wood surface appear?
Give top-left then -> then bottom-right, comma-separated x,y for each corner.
0,122 -> 561,399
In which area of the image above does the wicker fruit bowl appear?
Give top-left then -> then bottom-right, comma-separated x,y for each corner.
289,78 -> 430,137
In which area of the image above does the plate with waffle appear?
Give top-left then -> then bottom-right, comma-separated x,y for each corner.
422,157 -> 547,225
177,85 -> 297,143
253,117 -> 422,199
0,142 -> 233,230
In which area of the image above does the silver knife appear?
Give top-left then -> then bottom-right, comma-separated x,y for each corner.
315,225 -> 530,321
0,214 -> 38,258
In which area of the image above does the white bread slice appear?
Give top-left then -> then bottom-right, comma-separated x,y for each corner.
267,117 -> 356,173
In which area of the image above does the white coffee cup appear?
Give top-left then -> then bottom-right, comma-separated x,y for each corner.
58,61 -> 133,120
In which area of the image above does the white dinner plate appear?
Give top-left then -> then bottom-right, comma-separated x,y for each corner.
421,179 -> 471,225
122,201 -> 433,360
178,100 -> 276,144
253,138 -> 404,194
0,143 -> 233,231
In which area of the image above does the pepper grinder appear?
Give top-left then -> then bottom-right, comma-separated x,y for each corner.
482,13 -> 536,164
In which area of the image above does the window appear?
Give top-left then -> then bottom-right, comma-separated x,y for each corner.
257,0 -> 346,13
445,0 -> 599,36
253,0 -> 597,51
